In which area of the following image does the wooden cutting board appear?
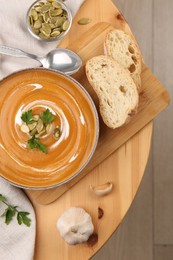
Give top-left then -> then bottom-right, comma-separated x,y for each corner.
26,22 -> 169,205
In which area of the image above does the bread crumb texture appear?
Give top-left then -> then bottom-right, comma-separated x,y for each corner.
105,29 -> 142,91
86,55 -> 139,129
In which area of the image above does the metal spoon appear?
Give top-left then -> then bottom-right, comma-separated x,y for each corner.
0,45 -> 82,75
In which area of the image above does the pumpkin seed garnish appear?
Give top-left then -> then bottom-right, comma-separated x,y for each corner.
28,122 -> 37,131
28,0 -> 70,40
78,17 -> 92,25
30,128 -> 37,136
20,108 -> 61,154
46,123 -> 51,134
53,126 -> 61,139
37,129 -> 46,137
36,119 -> 44,133
32,115 -> 39,121
20,124 -> 30,134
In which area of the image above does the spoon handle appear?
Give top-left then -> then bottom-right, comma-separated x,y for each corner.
0,45 -> 39,61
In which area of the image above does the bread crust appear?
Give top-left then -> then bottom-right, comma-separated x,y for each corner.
104,29 -> 142,91
85,55 -> 139,129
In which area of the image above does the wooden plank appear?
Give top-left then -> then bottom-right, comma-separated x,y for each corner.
93,156 -> 153,260
154,245 -> 173,260
30,123 -> 153,260
93,0 -> 154,259
26,22 -> 169,205
24,1 -> 156,259
153,0 -> 173,245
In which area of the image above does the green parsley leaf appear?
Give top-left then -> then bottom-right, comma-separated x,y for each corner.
0,194 -> 6,202
0,195 -> 31,227
17,212 -> 31,227
28,136 -> 37,149
28,135 -> 47,154
21,110 -> 36,125
36,141 -> 48,154
2,206 -> 17,225
40,109 -> 55,124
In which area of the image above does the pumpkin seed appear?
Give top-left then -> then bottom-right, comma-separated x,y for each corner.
42,23 -> 51,34
32,115 -> 39,121
62,20 -> 70,31
49,23 -> 57,29
78,18 -> 92,25
45,2 -> 52,6
35,6 -> 42,12
52,2 -> 61,8
28,122 -> 37,131
51,30 -> 60,37
43,12 -> 50,23
38,1 -> 45,6
28,0 -> 70,40
37,129 -> 46,137
55,17 -> 63,27
31,9 -> 38,21
40,5 -> 50,13
30,128 -> 37,136
39,32 -> 49,39
46,123 -> 51,134
40,28 -> 50,37
53,126 -> 61,139
21,124 -> 29,134
50,8 -> 62,16
32,28 -> 40,35
38,14 -> 44,22
29,16 -> 34,26
36,119 -> 44,133
52,27 -> 61,32
34,19 -> 42,29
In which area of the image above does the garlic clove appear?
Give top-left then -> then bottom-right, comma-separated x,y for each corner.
90,182 -> 113,196
56,207 -> 94,245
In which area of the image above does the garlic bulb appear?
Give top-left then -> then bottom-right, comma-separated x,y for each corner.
56,207 -> 94,245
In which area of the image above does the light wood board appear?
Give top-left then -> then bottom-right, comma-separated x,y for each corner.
24,0 -> 161,259
29,123 -> 153,260
26,22 -> 169,205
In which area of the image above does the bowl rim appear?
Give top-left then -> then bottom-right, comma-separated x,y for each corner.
0,67 -> 100,190
26,0 -> 72,42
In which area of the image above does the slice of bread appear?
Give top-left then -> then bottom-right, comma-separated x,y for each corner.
85,55 -> 139,129
104,29 -> 142,91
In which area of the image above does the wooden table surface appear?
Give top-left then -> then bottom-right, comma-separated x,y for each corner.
26,0 -> 153,259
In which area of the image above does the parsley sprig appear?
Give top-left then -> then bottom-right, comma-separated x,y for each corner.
40,108 -> 55,124
28,135 -> 47,154
21,108 -> 55,154
0,194 -> 31,227
21,110 -> 36,125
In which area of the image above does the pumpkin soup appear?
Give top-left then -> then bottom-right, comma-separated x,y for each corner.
0,69 -> 99,188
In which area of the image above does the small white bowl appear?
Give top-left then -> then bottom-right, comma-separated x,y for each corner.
26,0 -> 72,42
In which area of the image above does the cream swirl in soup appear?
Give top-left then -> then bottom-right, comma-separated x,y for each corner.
0,69 -> 98,188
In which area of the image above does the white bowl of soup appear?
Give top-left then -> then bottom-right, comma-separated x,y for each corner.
0,68 -> 99,189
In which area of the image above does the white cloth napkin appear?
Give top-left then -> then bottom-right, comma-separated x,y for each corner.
0,178 -> 36,260
0,0 -> 84,79
0,1 -> 84,259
